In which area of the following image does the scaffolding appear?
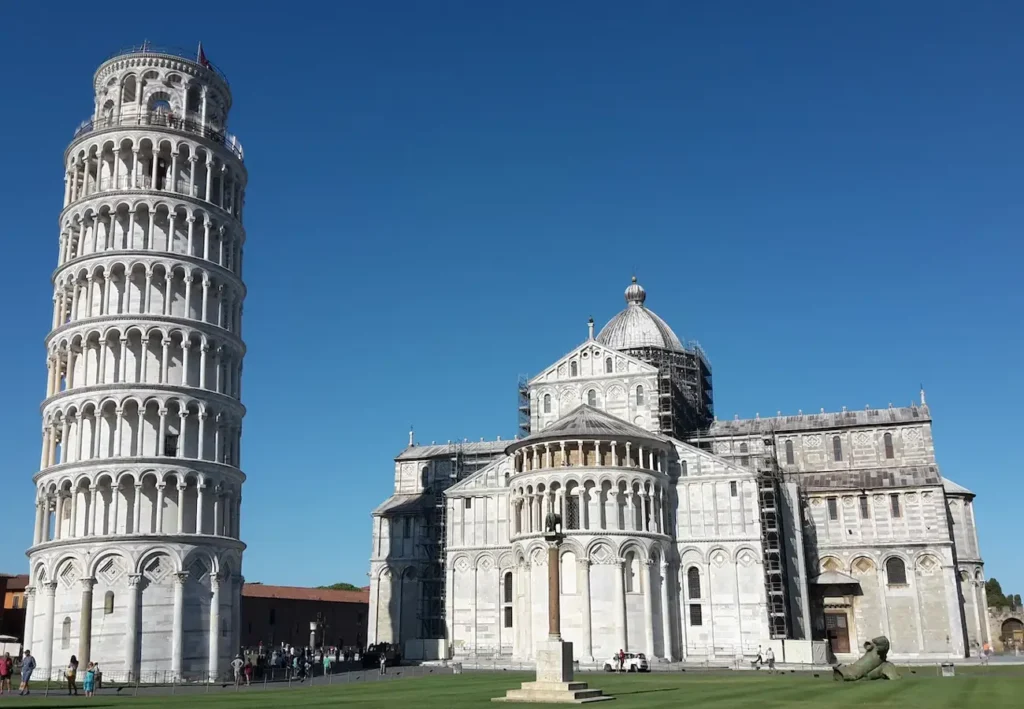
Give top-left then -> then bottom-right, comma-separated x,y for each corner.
756,440 -> 791,639
517,375 -> 531,438
417,442 -> 467,639
622,344 -> 713,438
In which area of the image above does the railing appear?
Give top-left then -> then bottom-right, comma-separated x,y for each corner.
103,44 -> 231,85
72,111 -> 244,161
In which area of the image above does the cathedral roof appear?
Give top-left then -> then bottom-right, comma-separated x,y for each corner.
596,278 -> 685,353
942,477 -> 974,497
372,493 -> 435,515
514,404 -> 667,447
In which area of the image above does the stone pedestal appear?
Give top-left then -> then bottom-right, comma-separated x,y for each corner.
494,640 -> 612,704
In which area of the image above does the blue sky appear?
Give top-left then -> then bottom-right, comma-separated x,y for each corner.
1,2 -> 1021,593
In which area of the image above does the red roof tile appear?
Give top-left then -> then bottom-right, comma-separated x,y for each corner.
241,583 -> 368,604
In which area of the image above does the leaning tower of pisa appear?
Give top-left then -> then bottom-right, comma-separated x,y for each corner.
25,44 -> 248,682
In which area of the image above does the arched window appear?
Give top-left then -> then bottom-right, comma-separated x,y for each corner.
570,361 -> 578,377
785,439 -> 795,465
503,571 -> 514,628
104,591 -> 115,614
680,460 -> 688,477
504,571 -> 513,603
624,551 -> 638,593
635,385 -> 644,406
62,616 -> 72,649
543,394 -> 552,414
605,357 -> 613,373
687,567 -> 701,599
561,551 -> 577,594
883,432 -> 894,459
885,557 -> 907,586
832,436 -> 843,462
587,390 -> 597,407
739,442 -> 749,467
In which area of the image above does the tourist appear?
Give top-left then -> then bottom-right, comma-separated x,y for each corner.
753,646 -> 763,670
0,652 -> 13,694
764,647 -> 776,673
379,652 -> 387,676
231,654 -> 244,686
83,662 -> 96,697
243,658 -> 253,686
617,649 -> 625,672
66,655 -> 79,695
323,653 -> 332,675
18,650 -> 36,695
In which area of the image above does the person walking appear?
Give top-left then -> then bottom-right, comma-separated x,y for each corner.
753,645 -> 763,670
0,652 -> 13,694
243,659 -> 253,686
322,653 -> 331,676
617,649 -> 625,672
18,650 -> 36,695
231,655 -> 244,687
764,647 -> 776,674
83,663 -> 96,697
66,655 -> 79,695
379,652 -> 387,676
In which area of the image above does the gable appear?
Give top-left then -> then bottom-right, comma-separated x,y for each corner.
529,340 -> 656,386
672,439 -> 757,479
445,456 -> 512,496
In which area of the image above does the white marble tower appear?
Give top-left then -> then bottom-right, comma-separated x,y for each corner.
25,44 -> 248,682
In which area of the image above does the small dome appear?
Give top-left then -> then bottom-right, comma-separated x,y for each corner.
596,278 -> 684,352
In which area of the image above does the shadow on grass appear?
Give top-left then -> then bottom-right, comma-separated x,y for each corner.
610,686 -> 682,696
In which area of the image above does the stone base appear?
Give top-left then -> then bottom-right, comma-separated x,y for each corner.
493,639 -> 613,704
494,680 -> 614,704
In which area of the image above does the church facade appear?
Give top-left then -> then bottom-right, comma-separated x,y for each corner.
368,280 -> 989,663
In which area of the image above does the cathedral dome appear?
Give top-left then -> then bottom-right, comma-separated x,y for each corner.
596,277 -> 684,352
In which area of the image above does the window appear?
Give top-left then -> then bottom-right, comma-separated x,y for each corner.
605,358 -> 613,373
403,517 -> 412,539
827,497 -> 839,521
859,495 -> 869,519
832,436 -> 843,462
885,557 -> 907,586
687,567 -> 701,599
504,572 -> 513,603
730,481 -> 738,497
504,606 -> 513,628
11,595 -> 20,609
164,433 -> 179,457
543,394 -> 551,414
739,442 -> 749,467
104,590 -> 115,614
890,494 -> 901,518
689,603 -> 703,626
785,439 -> 795,465
883,433 -> 894,459
680,460 -> 687,477
464,498 -> 472,509
566,494 -> 579,529
635,386 -> 644,406
62,617 -> 72,649
570,361 -> 578,377
587,390 -> 597,407
624,552 -> 638,593
269,608 -> 276,626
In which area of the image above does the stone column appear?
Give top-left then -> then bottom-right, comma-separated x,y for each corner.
41,581 -> 58,678
208,574 -> 221,680
614,560 -> 627,651
643,561 -> 655,658
133,484 -> 143,533
579,559 -> 593,661
78,577 -> 96,669
22,586 -> 36,653
659,560 -> 673,660
231,576 -> 243,657
124,574 -> 141,681
155,483 -> 166,533
171,571 -> 188,678
176,483 -> 187,533
548,543 -> 561,640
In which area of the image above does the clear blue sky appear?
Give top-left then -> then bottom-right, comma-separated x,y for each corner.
1,2 -> 1021,593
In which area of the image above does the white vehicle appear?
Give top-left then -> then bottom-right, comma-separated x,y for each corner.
603,652 -> 649,672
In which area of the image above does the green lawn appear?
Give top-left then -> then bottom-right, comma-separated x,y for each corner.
14,667 -> 1024,708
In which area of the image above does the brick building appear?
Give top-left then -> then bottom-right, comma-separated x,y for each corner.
241,584 -> 368,650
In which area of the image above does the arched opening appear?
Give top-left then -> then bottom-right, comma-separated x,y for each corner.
605,357 -> 613,374
587,389 -> 597,407
885,557 -> 907,586
104,590 -> 115,614
570,361 -> 578,377
503,571 -> 513,629
62,616 -> 72,649
624,550 -> 639,593
785,439 -> 794,465
687,567 -> 701,599
635,385 -> 644,406
883,432 -> 894,459
832,435 -> 843,462
1002,619 -> 1023,648
543,394 -> 551,414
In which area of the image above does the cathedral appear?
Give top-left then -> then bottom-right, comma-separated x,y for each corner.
368,279 -> 990,664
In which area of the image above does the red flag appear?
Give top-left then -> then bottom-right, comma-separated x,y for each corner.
197,42 -> 211,68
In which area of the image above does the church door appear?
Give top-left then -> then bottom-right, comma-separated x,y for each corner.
825,612 -> 850,654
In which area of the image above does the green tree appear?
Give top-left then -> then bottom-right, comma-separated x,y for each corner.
316,582 -> 362,592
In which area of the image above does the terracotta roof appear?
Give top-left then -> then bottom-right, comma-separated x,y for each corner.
0,574 -> 28,591
241,583 -> 368,604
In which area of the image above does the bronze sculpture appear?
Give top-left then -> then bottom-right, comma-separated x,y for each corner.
833,636 -> 900,681
544,511 -> 562,535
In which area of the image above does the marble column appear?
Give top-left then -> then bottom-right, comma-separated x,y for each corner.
171,572 -> 188,678
578,559 -> 593,661
643,561 -> 655,658
41,581 -> 58,678
78,577 -> 96,669
547,543 -> 561,640
659,561 -> 673,660
231,576 -> 243,657
209,574 -> 221,680
523,560 -> 533,659
22,586 -> 36,654
124,574 -> 141,681
614,560 -> 627,651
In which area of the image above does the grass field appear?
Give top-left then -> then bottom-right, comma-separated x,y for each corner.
12,666 -> 1024,708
